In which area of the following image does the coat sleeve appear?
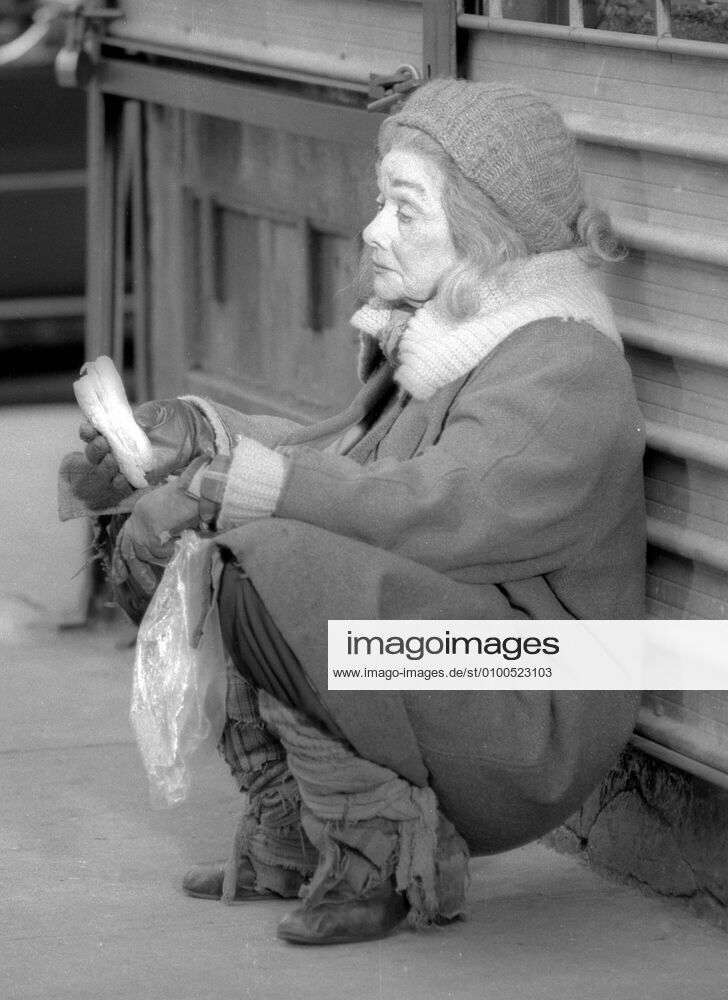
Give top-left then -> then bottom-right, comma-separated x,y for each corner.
275,326 -> 644,577
183,395 -> 308,450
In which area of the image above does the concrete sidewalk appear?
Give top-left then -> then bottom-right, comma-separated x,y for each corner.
3,612 -> 728,1000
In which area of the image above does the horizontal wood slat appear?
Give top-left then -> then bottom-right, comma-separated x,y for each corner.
464,32 -> 728,137
619,317 -> 728,371
645,422 -> 728,473
566,113 -> 728,166
109,0 -> 422,87
611,218 -> 728,270
647,518 -> 728,575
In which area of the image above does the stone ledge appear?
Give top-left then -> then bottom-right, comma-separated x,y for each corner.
543,745 -> 728,932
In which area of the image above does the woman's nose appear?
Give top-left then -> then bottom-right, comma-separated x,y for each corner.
362,208 -> 390,250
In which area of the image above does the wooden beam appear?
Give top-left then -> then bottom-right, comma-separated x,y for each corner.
98,59 -> 381,146
422,0 -> 458,80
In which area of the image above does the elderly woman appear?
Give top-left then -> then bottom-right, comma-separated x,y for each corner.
76,81 -> 645,946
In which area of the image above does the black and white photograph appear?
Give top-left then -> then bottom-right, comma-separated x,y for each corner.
2,2 -> 728,997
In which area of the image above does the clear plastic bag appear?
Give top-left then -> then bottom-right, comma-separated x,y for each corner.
130,531 -> 227,807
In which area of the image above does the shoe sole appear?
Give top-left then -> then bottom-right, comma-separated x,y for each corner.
183,887 -> 283,904
276,922 -> 404,946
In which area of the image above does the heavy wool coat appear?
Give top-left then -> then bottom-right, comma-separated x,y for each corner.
201,309 -> 646,853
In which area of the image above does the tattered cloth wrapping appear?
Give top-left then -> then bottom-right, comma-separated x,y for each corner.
218,666 -> 317,901
258,690 -> 469,926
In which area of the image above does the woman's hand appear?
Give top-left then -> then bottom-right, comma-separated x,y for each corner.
80,398 -> 216,491
113,480 -> 201,594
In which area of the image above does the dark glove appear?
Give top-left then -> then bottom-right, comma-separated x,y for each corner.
58,450 -> 137,520
112,479 -> 202,595
95,514 -> 162,624
79,398 -> 216,491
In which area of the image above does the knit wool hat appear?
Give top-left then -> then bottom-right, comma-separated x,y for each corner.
385,79 -> 584,254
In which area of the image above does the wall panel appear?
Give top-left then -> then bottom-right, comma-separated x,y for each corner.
462,11 -> 728,778
147,105 -> 372,418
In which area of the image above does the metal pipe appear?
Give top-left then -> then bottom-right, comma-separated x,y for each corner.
611,217 -> 728,270
631,733 -> 728,792
647,518 -> 728,575
566,112 -> 728,166
0,19 -> 51,67
619,316 -> 728,371
645,422 -> 728,474
0,170 -> 87,194
458,14 -> 728,60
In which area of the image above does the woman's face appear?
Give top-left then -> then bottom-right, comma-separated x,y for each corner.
362,147 -> 459,305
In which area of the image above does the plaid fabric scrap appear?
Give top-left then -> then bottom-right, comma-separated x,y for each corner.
198,454 -> 232,527
218,664 -> 287,792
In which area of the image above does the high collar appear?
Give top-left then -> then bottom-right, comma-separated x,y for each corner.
350,250 -> 621,400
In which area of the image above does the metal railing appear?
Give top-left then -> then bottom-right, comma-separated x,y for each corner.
462,1 -> 728,58
0,1 -> 81,68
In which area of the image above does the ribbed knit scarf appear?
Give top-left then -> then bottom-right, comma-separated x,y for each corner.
351,249 -> 621,400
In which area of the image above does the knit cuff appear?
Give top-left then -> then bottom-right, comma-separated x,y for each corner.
217,437 -> 287,530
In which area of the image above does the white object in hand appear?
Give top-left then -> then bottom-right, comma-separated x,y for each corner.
74,355 -> 154,489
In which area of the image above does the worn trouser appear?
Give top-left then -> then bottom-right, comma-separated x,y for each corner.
217,559 -> 469,923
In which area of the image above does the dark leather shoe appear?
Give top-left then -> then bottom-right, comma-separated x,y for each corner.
276,881 -> 409,945
182,860 -> 281,903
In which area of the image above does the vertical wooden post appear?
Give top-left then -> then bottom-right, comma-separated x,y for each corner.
422,0 -> 458,80
128,101 -> 151,402
568,0 -> 584,28
85,80 -> 115,359
655,0 -> 672,37
82,79 -> 117,619
112,102 -> 131,373
147,107 -> 194,399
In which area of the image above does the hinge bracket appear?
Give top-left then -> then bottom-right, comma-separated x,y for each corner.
367,64 -> 421,113
55,2 -> 122,88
